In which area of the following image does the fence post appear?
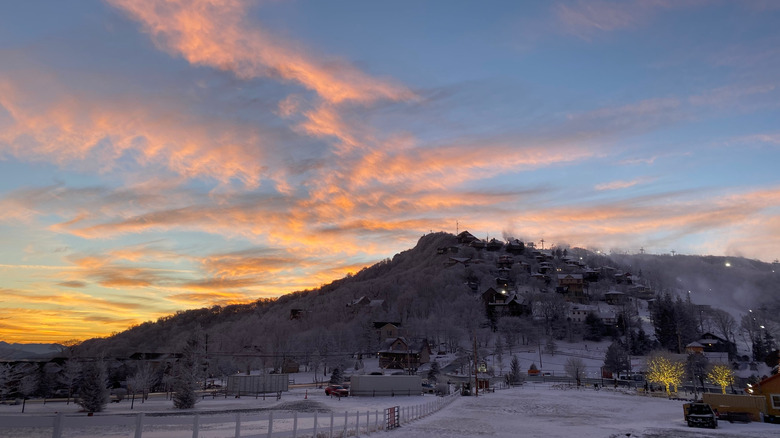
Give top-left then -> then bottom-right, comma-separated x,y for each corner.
192,414 -> 200,438
343,411 -> 348,438
329,411 -> 334,438
293,411 -> 298,438
374,410 -> 378,432
134,413 -> 144,438
234,412 -> 241,438
355,410 -> 360,437
313,411 -> 318,437
366,411 -> 370,435
52,412 -> 64,438
267,411 -> 273,438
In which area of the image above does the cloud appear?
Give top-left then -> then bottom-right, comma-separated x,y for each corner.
595,178 -> 649,191
107,0 -> 415,105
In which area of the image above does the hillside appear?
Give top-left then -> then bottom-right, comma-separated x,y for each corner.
70,232 -> 780,368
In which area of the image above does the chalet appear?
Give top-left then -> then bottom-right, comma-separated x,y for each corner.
614,271 -> 633,284
470,239 -> 487,250
486,238 -> 504,251
698,332 -> 737,356
685,341 -> 705,354
457,231 -> 478,244
557,273 -> 587,304
538,262 -> 554,274
374,322 -> 402,343
604,291 -> 627,305
569,305 -> 616,324
437,246 -> 459,255
496,255 -> 514,269
583,268 -> 600,282
505,239 -> 525,255
378,337 -> 431,370
496,277 -> 510,288
347,296 -> 386,311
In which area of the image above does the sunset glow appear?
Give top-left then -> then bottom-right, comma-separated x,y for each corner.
1,0 -> 779,343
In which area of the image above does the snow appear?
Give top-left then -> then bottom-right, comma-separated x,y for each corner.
388,383 -> 779,438
3,383 -> 778,437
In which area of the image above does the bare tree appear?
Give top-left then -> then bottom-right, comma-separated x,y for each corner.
564,357 -> 586,386
708,308 -> 736,345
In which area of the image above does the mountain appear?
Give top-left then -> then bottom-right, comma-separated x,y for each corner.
69,232 -> 779,364
0,341 -> 64,360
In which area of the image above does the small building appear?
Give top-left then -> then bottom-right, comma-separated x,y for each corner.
378,337 -> 431,370
374,322 -> 402,343
604,291 -> 627,305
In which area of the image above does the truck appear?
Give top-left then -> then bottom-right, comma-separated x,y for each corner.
682,402 -> 718,429
702,393 -> 767,423
349,375 -> 422,396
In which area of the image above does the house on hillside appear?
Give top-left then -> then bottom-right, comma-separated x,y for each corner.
496,255 -> 514,269
482,288 -> 530,319
378,337 -> 431,370
486,238 -> 504,251
557,273 -> 588,303
374,322 -> 402,343
604,291 -> 627,305
569,305 -> 616,325
347,296 -> 387,312
698,332 -> 737,357
505,239 -> 525,255
457,231 -> 478,244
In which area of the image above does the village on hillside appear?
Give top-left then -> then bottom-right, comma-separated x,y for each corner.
2,231 -> 780,427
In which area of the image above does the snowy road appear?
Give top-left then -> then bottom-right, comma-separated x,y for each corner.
388,385 -> 779,438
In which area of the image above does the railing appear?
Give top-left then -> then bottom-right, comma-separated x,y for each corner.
0,393 -> 459,438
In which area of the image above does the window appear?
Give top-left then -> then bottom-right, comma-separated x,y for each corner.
771,394 -> 780,410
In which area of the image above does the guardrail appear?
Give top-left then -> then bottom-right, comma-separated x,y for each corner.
0,393 -> 460,438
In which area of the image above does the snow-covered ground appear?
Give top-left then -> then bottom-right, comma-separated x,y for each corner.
390,383 -> 779,438
3,382 -> 778,437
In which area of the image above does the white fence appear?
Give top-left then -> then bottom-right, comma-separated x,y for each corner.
0,394 -> 459,438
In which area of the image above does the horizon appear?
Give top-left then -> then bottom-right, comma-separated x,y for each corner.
2,1 -> 779,343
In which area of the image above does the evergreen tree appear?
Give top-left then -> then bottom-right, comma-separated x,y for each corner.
329,367 -> 342,385
509,356 -> 522,384
427,361 -> 440,383
172,327 -> 204,409
171,361 -> 197,409
603,341 -> 629,376
651,293 -> 677,351
77,361 -> 109,413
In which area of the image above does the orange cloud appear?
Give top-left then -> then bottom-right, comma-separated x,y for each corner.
107,0 -> 415,105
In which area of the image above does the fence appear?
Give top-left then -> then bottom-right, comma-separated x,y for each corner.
0,393 -> 459,438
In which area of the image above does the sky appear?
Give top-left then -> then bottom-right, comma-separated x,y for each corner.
1,0 -> 780,344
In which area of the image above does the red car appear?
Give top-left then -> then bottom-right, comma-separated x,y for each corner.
325,385 -> 349,397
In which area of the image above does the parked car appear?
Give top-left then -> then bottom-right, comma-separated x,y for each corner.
325,385 -> 349,397
684,402 -> 718,429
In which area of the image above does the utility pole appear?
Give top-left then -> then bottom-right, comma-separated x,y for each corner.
540,239 -> 545,250
473,334 -> 479,397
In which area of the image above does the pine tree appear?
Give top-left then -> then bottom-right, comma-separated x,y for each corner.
172,327 -> 205,409
603,341 -> 629,376
427,361 -> 440,383
329,367 -> 342,385
509,356 -> 522,384
171,362 -> 197,409
77,361 -> 109,413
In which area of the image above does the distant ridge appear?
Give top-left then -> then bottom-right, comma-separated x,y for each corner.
0,341 -> 63,360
